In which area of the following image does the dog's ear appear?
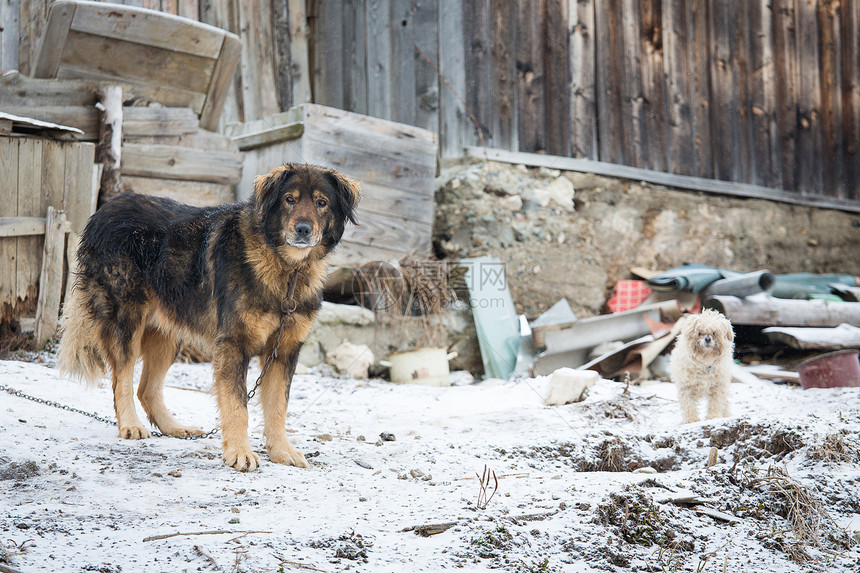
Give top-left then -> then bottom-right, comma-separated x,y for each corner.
325,170 -> 360,226
722,319 -> 735,343
254,165 -> 294,217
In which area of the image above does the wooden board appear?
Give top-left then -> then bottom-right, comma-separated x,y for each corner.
0,138 -> 19,320
34,207 -> 67,346
569,0 -> 597,160
31,1 -> 241,132
68,0 -> 225,58
121,142 -> 244,185
228,103 -> 437,265
123,175 -> 235,207
490,0 -> 517,151
0,136 -> 96,325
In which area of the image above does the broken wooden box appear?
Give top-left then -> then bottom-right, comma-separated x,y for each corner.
227,104 -> 438,266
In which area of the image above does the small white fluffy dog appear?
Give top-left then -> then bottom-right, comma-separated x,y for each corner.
670,309 -> 734,423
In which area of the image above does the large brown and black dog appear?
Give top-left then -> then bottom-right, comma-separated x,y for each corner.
57,164 -> 359,471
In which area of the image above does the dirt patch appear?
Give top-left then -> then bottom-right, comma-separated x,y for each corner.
595,489 -> 696,553
0,459 -> 40,481
705,420 -> 805,460
309,531 -> 372,564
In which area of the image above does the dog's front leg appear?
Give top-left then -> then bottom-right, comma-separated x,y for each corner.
259,344 -> 309,468
213,341 -> 259,471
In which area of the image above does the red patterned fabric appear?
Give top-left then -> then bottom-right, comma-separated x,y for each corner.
608,280 -> 653,313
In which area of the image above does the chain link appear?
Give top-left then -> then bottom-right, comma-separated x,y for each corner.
2,268 -> 309,441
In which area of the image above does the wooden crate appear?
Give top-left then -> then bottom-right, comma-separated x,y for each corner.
227,104 -> 438,266
0,134 -> 97,329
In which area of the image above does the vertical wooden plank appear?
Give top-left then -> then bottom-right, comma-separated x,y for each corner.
773,0 -> 799,192
1,0 -> 22,71
63,142 -> 97,235
438,0 -> 468,156
390,0 -> 437,129
17,0 -> 47,76
16,137 -> 41,309
517,0 -> 546,153
343,0 -> 368,114
794,0 -> 824,196
288,0 -> 312,105
490,0 -> 517,150
272,0 -> 294,110
41,139 -> 66,214
0,137 -> 18,322
463,0 -> 492,147
410,0 -> 438,133
619,0 -> 645,168
690,0 -> 714,179
663,0 -> 695,175
569,0 -> 597,160
178,0 -> 200,19
199,0 -> 242,126
366,0 -> 392,119
842,0 -> 860,201
34,206 -> 67,346
818,0 -> 845,199
735,0 -> 754,184
708,0 -> 742,181
237,0 -> 280,121
543,0 -> 570,156
161,0 -> 179,15
594,0 -> 623,164
747,0 -> 782,188
31,0 -> 75,79
639,0 -> 667,172
390,0 -> 414,124
312,0 -> 345,110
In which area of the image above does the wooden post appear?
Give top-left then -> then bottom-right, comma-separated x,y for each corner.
97,85 -> 123,206
706,295 -> 860,327
34,207 -> 69,346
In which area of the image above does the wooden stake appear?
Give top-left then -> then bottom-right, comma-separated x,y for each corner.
34,207 -> 69,346
96,85 -> 123,206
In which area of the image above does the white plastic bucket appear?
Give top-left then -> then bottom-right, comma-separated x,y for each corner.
383,347 -> 457,386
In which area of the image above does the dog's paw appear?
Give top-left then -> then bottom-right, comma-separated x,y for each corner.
119,425 -> 151,440
223,447 -> 261,472
269,446 -> 310,469
161,425 -> 205,438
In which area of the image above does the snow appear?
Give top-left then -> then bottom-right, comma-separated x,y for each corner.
1,357 -> 859,572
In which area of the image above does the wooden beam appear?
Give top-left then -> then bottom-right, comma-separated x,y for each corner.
706,295 -> 860,327
464,147 -> 860,214
121,143 -> 243,185
35,207 -> 68,346
231,121 -> 304,151
0,216 -> 72,238
97,85 -> 124,206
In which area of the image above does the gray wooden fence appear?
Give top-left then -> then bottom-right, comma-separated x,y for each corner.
310,0 -> 860,205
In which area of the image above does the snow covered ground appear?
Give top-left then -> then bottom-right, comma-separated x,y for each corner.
1,356 -> 859,572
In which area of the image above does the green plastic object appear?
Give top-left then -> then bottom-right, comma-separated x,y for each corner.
462,256 -> 520,380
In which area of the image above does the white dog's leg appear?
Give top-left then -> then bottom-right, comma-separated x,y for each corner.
706,382 -> 730,419
678,385 -> 700,423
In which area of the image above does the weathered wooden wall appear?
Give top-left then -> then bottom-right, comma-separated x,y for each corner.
310,0 -> 860,204
2,0 -> 859,204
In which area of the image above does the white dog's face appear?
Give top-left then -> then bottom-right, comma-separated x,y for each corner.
678,309 -> 734,361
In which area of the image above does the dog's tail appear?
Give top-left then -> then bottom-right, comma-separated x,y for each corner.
56,283 -> 106,385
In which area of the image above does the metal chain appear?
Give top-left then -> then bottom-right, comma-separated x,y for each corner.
1,267 -> 309,441
1,383 -> 118,427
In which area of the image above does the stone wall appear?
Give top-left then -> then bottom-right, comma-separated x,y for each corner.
433,160 -> 860,319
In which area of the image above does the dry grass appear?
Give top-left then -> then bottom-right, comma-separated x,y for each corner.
749,465 -> 833,558
352,257 -> 457,349
806,433 -> 859,464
